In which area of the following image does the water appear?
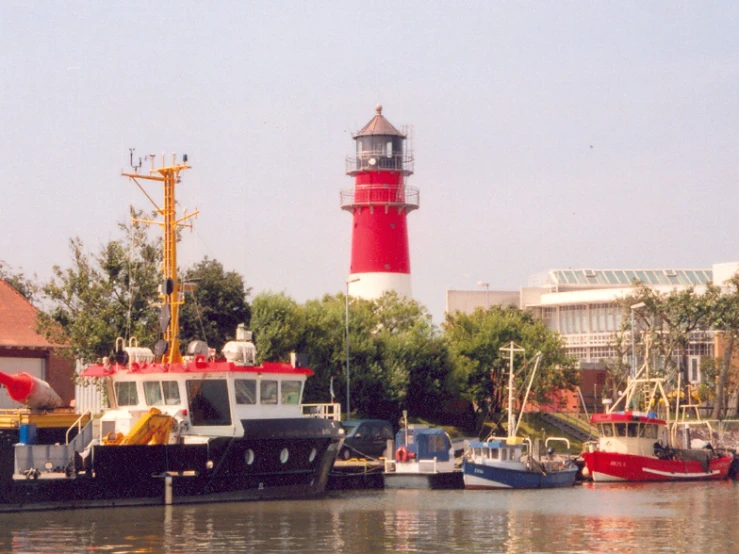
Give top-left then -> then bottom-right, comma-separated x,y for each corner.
2,481 -> 738,553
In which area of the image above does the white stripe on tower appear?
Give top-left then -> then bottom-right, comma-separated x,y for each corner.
340,104 -> 419,301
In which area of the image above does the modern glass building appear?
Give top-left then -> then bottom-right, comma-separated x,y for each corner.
446,263 -> 739,386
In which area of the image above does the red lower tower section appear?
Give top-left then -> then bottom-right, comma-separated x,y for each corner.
341,105 -> 419,299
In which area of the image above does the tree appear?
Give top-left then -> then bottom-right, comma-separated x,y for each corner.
703,274 -> 739,418
0,260 -> 37,302
38,210 -> 161,364
443,305 -> 577,431
619,284 -> 711,385
368,293 -> 454,425
249,290 -> 455,426
250,292 -> 305,364
178,257 -> 251,352
299,294 -> 348,405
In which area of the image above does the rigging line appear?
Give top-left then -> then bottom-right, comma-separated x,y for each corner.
126,207 -> 135,341
192,289 -> 207,343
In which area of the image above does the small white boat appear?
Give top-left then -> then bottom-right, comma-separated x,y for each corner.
383,423 -> 462,490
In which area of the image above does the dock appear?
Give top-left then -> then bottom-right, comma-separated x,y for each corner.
328,459 -> 385,490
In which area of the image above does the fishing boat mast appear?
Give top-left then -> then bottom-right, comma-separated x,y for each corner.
500,341 -> 525,438
123,153 -> 198,364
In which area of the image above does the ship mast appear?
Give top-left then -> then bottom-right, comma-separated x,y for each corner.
499,341 -> 525,439
123,153 -> 197,364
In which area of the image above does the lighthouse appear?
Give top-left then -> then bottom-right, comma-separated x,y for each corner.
341,105 -> 419,299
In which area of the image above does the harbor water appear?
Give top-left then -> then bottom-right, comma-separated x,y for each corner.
2,480 -> 738,553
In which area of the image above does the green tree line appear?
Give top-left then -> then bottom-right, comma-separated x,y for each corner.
2,212 -> 589,432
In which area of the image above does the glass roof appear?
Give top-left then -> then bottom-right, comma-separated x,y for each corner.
550,269 -> 712,287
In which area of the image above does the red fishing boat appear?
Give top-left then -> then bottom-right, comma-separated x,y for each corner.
582,377 -> 732,482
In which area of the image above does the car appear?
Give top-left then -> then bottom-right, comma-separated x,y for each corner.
339,419 -> 394,460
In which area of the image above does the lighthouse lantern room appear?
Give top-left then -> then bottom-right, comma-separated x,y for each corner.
340,105 -> 419,300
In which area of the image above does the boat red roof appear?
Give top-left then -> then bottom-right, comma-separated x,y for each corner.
81,358 -> 314,378
590,411 -> 665,425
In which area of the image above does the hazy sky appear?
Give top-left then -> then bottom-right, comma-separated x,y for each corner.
1,2 -> 738,325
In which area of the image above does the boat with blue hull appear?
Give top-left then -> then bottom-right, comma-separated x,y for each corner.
462,343 -> 578,490
462,437 -> 578,489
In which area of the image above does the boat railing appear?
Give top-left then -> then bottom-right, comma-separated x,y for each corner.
301,403 -> 342,421
65,411 -> 92,445
544,437 -> 573,461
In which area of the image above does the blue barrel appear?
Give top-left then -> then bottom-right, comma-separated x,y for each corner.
19,424 -> 37,445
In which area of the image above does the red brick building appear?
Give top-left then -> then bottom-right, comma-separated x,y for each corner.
0,280 -> 75,407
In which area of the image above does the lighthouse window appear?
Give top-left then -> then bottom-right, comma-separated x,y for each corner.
281,380 -> 302,404
114,382 -> 138,406
386,141 -> 392,157
186,380 -> 232,426
235,379 -> 257,405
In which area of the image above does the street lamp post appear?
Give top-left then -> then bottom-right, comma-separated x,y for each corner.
630,302 -> 646,379
477,281 -> 490,309
345,277 -> 360,420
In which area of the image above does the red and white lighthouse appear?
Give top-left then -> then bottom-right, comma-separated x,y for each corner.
341,105 -> 419,299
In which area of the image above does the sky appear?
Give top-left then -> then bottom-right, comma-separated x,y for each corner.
1,2 -> 738,326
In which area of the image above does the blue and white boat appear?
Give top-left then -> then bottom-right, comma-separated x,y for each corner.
383,425 -> 463,489
462,436 -> 578,489
462,343 -> 578,490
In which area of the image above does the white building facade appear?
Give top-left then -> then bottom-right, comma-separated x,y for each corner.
446,263 -> 739,385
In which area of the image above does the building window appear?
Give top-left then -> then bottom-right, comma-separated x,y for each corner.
542,308 -> 557,332
590,346 -> 616,361
560,305 -> 587,334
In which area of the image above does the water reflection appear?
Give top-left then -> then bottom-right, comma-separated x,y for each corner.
0,482 -> 738,552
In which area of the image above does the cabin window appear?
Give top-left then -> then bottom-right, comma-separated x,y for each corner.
427,434 -> 447,452
162,381 -> 180,405
501,449 -> 508,461
615,423 -> 627,437
627,424 -> 638,438
144,382 -> 164,406
474,447 -> 482,457
281,380 -> 302,404
143,381 -> 181,406
260,380 -> 278,405
642,423 -> 658,439
600,424 -> 614,437
186,380 -> 232,426
114,382 -> 138,406
489,448 -> 499,460
235,379 -> 257,405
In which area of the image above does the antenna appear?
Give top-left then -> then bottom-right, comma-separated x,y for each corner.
129,148 -> 143,173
